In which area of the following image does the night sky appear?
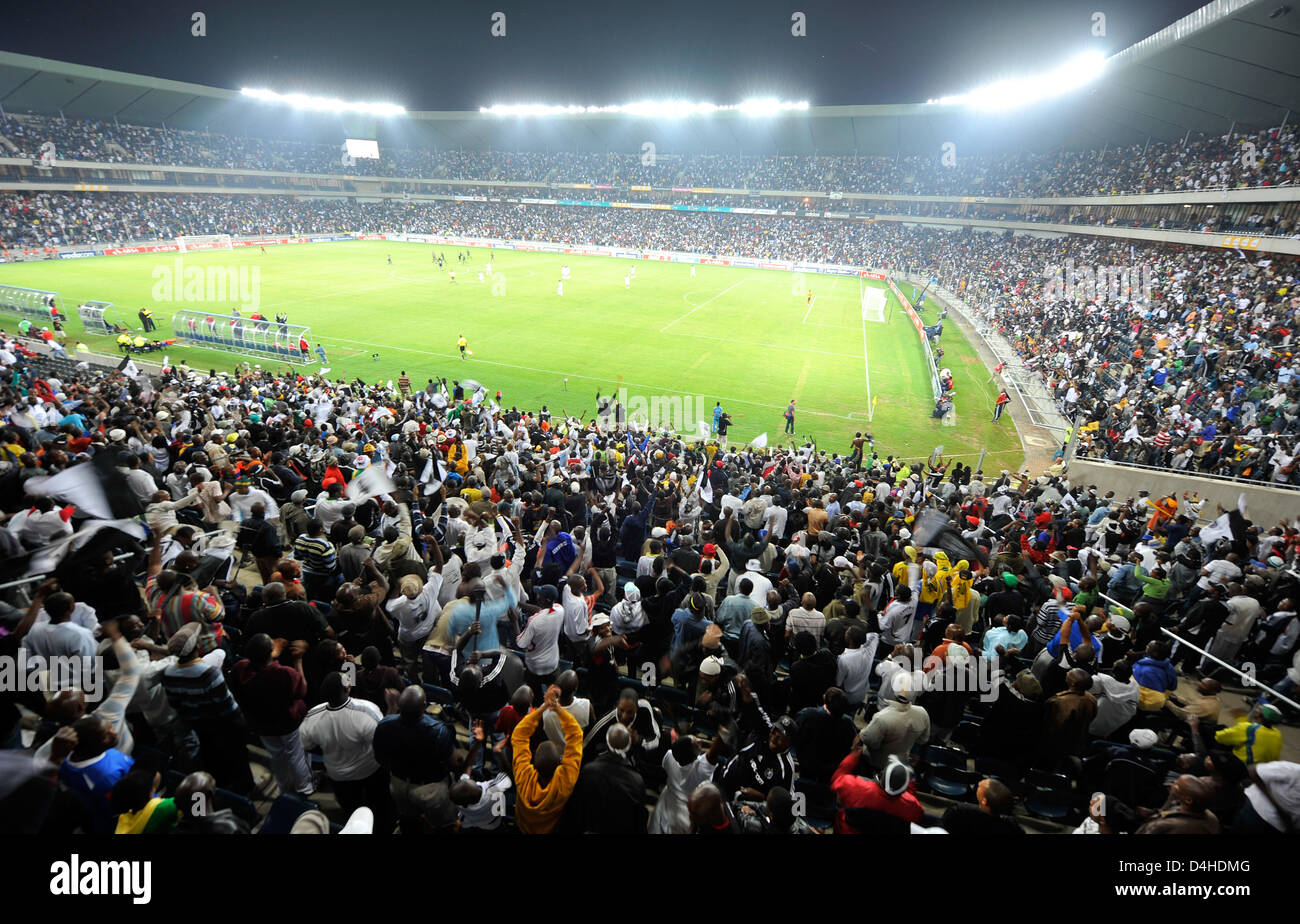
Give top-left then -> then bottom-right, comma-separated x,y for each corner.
3,0 -> 1208,109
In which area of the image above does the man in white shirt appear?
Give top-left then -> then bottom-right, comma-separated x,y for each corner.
516,586 -> 566,687
18,498 -> 73,547
22,587 -> 97,664
387,568 -> 445,676
837,626 -> 879,706
879,586 -> 918,646
229,477 -> 279,523
299,672 -> 394,831
742,560 -> 773,607
763,502 -> 788,540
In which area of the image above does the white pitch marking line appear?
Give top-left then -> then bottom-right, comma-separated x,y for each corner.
802,295 -> 818,324
659,278 -> 749,333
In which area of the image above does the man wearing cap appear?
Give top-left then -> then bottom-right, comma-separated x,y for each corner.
717,712 -> 797,801
1214,703 -> 1284,766
831,741 -> 923,833
387,559 -> 446,678
161,623 -> 256,795
859,669 -> 930,770
227,473 -> 280,525
561,722 -> 648,834
738,601 -> 778,699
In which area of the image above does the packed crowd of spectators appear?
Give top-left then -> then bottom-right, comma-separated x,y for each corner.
0,341 -> 1295,835
4,191 -> 1300,488
877,225 -> 1300,486
4,111 -> 1296,196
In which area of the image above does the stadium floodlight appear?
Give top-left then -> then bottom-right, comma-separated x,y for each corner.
924,50 -> 1107,110
479,99 -> 809,117
239,87 -> 406,116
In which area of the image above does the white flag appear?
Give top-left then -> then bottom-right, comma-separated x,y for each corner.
347,465 -> 397,501
419,453 -> 447,487
697,421 -> 711,440
23,466 -> 111,519
1198,512 -> 1233,547
699,477 -> 713,505
752,432 -> 768,449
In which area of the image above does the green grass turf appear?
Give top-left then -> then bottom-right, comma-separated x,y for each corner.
0,241 -> 1022,464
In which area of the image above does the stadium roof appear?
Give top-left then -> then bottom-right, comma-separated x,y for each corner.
0,0 -> 1296,156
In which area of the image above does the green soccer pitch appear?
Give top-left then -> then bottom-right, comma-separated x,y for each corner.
0,240 -> 1023,464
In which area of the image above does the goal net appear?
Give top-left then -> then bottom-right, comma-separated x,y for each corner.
177,234 -> 234,253
861,284 -> 887,323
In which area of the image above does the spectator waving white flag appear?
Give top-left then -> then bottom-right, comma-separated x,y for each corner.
347,465 -> 397,502
419,452 -> 447,488
699,470 -> 713,505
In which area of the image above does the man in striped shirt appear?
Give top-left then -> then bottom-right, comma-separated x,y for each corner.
161,623 -> 254,794
293,519 -> 339,603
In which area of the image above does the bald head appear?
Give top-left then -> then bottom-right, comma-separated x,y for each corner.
459,665 -> 483,693
175,771 -> 217,819
606,723 -> 632,756
689,782 -> 727,829
262,581 -> 286,605
1170,774 -> 1217,812
533,740 -> 561,784
1065,668 -> 1092,692
397,684 -> 427,720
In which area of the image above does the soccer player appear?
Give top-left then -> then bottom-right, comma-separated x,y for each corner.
557,280 -> 564,296
624,274 -> 631,290
690,264 -> 696,278
449,270 -> 456,284
458,335 -> 469,360
992,389 -> 1010,422
784,400 -> 796,435
806,290 -> 813,307
387,254 -> 392,266
486,260 -> 493,275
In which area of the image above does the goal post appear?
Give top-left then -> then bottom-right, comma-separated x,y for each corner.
176,234 -> 234,253
860,278 -> 874,421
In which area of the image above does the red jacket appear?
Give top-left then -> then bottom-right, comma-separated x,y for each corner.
830,752 -> 923,833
